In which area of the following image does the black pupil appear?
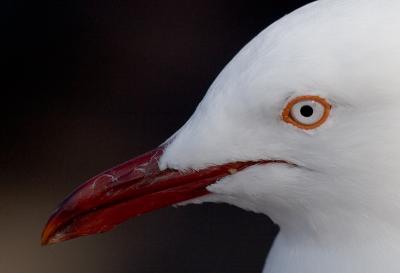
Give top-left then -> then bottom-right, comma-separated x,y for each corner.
300,105 -> 314,117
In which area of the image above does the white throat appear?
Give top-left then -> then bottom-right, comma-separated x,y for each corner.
198,163 -> 400,273
264,218 -> 400,273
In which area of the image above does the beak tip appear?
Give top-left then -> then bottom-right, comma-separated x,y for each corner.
41,226 -> 53,246
41,219 -> 62,246
41,230 -> 65,246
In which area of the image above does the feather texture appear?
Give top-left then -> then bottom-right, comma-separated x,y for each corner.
160,1 -> 400,272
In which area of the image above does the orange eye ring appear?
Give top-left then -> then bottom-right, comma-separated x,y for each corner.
281,95 -> 331,130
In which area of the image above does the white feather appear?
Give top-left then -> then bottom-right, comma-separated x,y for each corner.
160,0 -> 400,272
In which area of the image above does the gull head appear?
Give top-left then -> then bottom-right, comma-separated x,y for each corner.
160,0 -> 400,240
43,1 -> 400,272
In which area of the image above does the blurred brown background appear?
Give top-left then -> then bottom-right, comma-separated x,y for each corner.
3,1 -> 311,272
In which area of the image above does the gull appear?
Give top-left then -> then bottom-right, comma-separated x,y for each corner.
42,0 -> 400,272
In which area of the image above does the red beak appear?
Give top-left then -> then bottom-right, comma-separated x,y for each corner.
41,145 -> 273,245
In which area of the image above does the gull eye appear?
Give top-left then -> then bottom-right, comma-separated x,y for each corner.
282,95 -> 331,130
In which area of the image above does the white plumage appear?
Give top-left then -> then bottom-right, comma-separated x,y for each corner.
159,0 -> 400,272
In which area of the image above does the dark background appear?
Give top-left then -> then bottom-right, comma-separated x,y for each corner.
3,1 -> 312,272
